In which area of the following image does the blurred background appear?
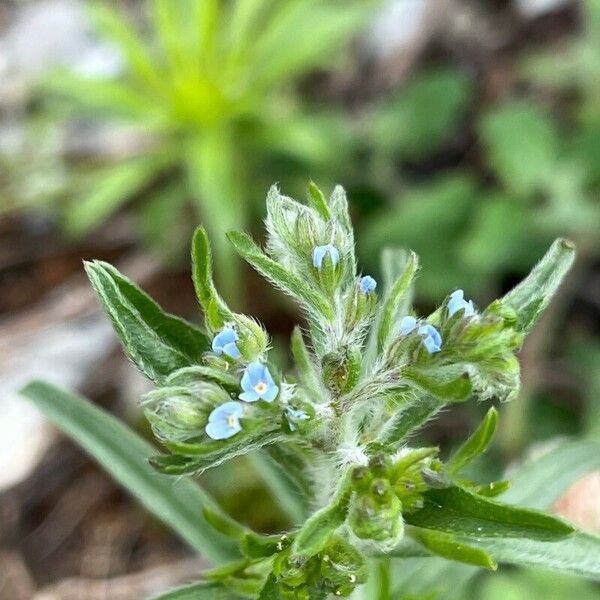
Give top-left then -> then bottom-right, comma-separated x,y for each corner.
0,0 -> 599,598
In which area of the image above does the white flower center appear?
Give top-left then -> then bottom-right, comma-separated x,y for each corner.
227,415 -> 238,428
254,381 -> 268,395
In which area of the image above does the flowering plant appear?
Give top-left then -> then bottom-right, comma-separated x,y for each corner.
23,183 -> 600,599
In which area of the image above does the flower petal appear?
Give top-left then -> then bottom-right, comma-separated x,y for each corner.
264,366 -> 276,387
246,362 -> 265,385
422,336 -> 441,354
239,390 -> 260,402
206,419 -> 240,440
399,315 -> 417,335
261,385 -> 279,402
312,245 -> 327,269
223,342 -> 241,359
208,401 -> 243,422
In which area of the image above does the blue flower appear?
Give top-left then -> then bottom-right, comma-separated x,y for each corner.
285,406 -> 310,431
399,315 -> 418,335
212,328 -> 241,359
312,244 -> 340,270
418,324 -> 442,354
239,362 -> 279,402
359,275 -> 377,294
205,401 -> 243,440
447,289 -> 475,318
399,316 -> 442,353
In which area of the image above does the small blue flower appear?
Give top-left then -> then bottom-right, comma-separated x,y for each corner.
285,406 -> 310,431
399,315 -> 418,335
205,401 -> 243,440
312,244 -> 340,270
447,289 -> 475,318
239,362 -> 279,402
212,328 -> 241,359
359,275 -> 377,294
418,324 -> 443,354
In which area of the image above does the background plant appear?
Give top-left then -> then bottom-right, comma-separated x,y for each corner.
22,184 -> 600,599
10,0 -> 371,294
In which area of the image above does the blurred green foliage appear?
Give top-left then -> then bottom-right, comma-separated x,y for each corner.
18,0 -> 372,293
360,65 -> 600,304
475,567 -> 598,600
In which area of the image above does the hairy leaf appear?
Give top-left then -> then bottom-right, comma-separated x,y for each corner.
21,381 -> 236,562
227,231 -> 333,319
447,407 -> 498,474
499,238 -> 575,333
408,527 -> 497,570
85,260 -> 209,383
405,485 -> 574,541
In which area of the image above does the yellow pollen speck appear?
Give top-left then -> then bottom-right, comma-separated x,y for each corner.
254,381 -> 268,394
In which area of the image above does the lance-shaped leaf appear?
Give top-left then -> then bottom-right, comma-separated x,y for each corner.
165,365 -> 240,393
191,226 -> 236,330
151,435 -> 286,475
501,439 -> 600,509
21,381 -> 236,562
403,367 -> 473,402
408,526 -> 497,570
291,475 -> 352,559
307,180 -> 332,220
388,441 -> 600,582
466,532 -> 600,580
404,485 -> 574,541
290,326 -> 322,397
447,407 -> 498,474
258,575 -> 283,600
227,231 -> 333,320
85,260 -> 208,384
150,580 -> 246,600
249,450 -> 310,525
499,238 -> 575,333
377,251 -> 419,351
378,394 -> 445,446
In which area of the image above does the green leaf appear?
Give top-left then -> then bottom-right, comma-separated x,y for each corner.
202,506 -> 247,540
20,381 -> 236,562
290,326 -> 322,397
65,158 -> 159,237
403,368 -> 473,403
227,231 -> 333,320
378,395 -> 445,445
405,485 -> 574,541
480,101 -> 559,196
501,440 -> 600,509
447,407 -> 498,474
291,477 -> 352,559
88,2 -> 161,90
370,67 -> 472,159
150,580 -> 245,600
249,2 -> 369,90
258,574 -> 282,600
389,440 -> 600,584
249,450 -> 310,525
42,71 -> 155,118
191,225 -> 221,314
499,238 -> 576,333
361,175 -> 477,300
408,527 -> 497,570
85,260 -> 209,383
467,533 -> 600,580
307,181 -> 332,220
377,251 -> 419,351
